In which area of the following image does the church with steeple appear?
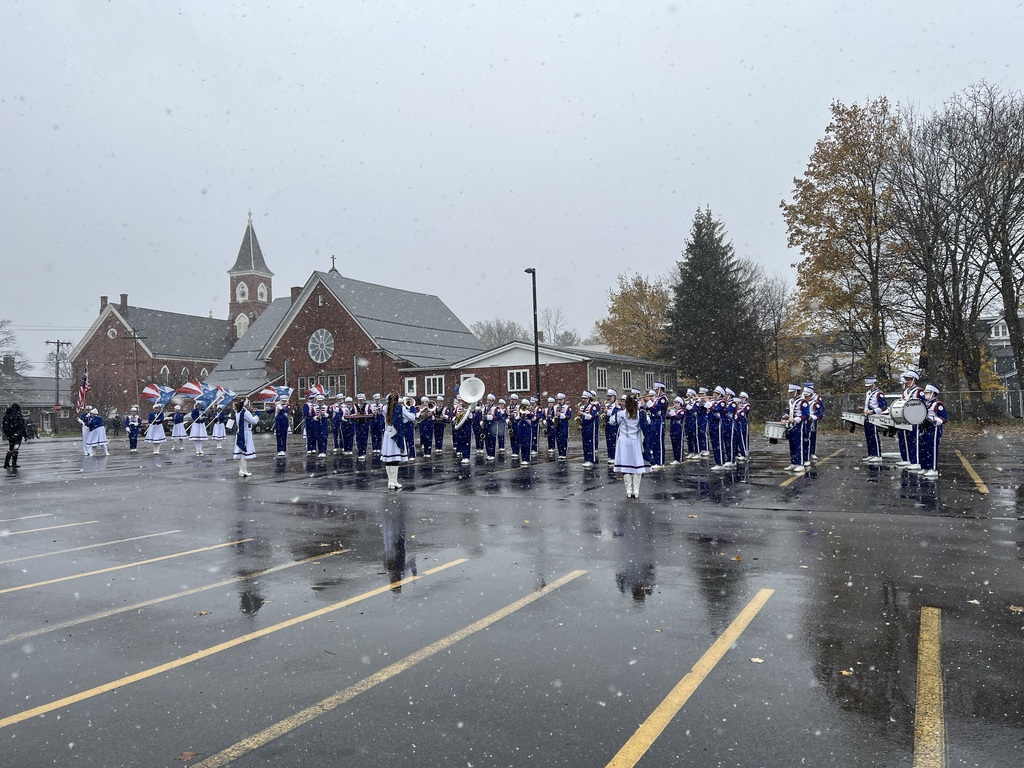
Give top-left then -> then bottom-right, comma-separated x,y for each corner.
69,213 -> 484,414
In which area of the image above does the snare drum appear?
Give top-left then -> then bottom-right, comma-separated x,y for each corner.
763,421 -> 787,440
889,397 -> 927,426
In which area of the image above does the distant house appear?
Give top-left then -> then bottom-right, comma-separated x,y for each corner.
0,355 -> 71,433
982,315 -> 1020,387
405,341 -> 676,401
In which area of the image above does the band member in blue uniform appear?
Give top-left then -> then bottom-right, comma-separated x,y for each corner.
418,396 -> 435,458
695,387 -> 710,456
233,399 -> 259,477
897,370 -> 923,470
613,393 -> 651,498
917,384 -> 946,479
496,398 -> 508,455
274,398 -> 291,457
353,394 -> 372,460
170,405 -> 187,451
371,393 -> 385,455
211,404 -> 228,447
124,405 -> 141,452
145,403 -> 166,454
189,403 -> 208,456
77,406 -> 92,456
482,394 -> 498,461
302,395 -> 317,455
579,391 -> 600,468
433,395 -> 449,453
803,383 -> 823,461
382,393 -> 412,489
86,408 -> 109,456
722,387 -> 738,468
341,396 -> 356,455
604,389 -> 621,464
734,392 -> 750,462
530,397 -> 541,454
402,397 -> 417,461
648,382 -> 668,468
782,387 -> 806,473
668,396 -> 684,464
516,400 -> 535,465
554,393 -> 571,460
507,394 -> 520,456
862,376 -> 887,463
682,389 -> 698,459
453,399 -> 472,464
315,395 -> 330,458
707,386 -> 729,470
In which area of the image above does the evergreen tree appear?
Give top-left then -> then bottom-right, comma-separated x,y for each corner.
666,208 -> 764,391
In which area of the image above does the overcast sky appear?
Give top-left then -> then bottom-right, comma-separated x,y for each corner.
4,1 -> 1023,373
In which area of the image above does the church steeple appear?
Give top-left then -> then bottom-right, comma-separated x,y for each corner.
228,211 -> 274,342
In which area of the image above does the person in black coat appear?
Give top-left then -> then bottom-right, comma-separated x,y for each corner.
3,403 -> 27,469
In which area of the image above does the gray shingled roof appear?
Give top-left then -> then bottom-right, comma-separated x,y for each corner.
561,346 -> 673,368
1,374 -> 73,411
317,271 -> 484,367
208,298 -> 291,394
125,307 -> 234,361
228,218 -> 273,275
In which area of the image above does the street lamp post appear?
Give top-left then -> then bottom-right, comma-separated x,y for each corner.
524,268 -> 540,401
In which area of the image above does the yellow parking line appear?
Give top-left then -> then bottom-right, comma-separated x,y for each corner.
0,549 -> 349,647
0,558 -> 468,730
914,607 -> 946,768
194,568 -> 587,768
0,529 -> 182,566
606,588 -> 775,767
0,538 -> 252,596
779,449 -> 844,487
4,521 -> 98,536
954,450 -> 989,494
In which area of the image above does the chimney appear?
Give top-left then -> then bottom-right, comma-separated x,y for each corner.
290,286 -> 301,303
1,355 -> 15,376
100,295 -> 108,313
119,293 -> 128,313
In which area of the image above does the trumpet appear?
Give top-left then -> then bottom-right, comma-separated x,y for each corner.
519,402 -> 532,416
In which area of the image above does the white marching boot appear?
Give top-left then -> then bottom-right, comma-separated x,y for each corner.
623,475 -> 632,498
633,474 -> 642,499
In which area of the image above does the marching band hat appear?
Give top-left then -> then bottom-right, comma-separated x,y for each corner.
345,396 -> 353,403
739,391 -> 748,399
802,382 -> 814,391
357,393 -> 366,399
499,398 -> 507,404
864,376 -> 877,385
487,393 -> 496,400
802,388 -> 813,396
674,396 -> 684,404
630,388 -> 641,395
725,387 -> 735,397
316,395 -> 325,401
698,387 -> 708,394
421,396 -> 429,403
436,395 -> 444,400
335,393 -> 343,399
511,393 -> 520,399
555,392 -> 565,399
713,386 -> 726,396
152,403 -> 161,409
686,388 -> 696,396
373,393 -> 381,399
130,405 -> 138,411
607,388 -> 617,397
90,407 -> 98,414
582,391 -> 591,398
654,382 -> 665,389
924,384 -> 940,394
788,383 -> 800,392
901,370 -> 919,380
547,397 -> 555,403
174,404 -> 181,410
647,389 -> 655,396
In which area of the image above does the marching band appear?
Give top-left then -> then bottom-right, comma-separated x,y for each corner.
71,371 -> 953,485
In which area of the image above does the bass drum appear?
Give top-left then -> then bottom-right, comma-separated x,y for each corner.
889,397 -> 927,425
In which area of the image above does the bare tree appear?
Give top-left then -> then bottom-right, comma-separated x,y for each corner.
45,339 -> 76,381
540,307 -> 582,346
469,318 -> 529,349
0,319 -> 30,373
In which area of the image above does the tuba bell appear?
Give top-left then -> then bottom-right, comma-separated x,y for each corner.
453,377 -> 486,429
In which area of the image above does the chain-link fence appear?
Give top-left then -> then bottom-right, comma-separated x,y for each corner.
749,390 -> 1024,427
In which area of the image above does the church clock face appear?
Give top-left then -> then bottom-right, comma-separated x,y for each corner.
307,329 -> 335,364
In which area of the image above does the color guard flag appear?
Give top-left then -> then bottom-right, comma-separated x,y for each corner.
141,383 -> 175,407
75,364 -> 91,412
175,380 -> 205,399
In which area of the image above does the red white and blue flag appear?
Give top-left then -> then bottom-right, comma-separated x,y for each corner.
213,386 -> 236,408
306,383 -> 327,397
256,385 -> 293,401
141,383 -> 175,407
175,380 -> 205,399
75,364 -> 91,412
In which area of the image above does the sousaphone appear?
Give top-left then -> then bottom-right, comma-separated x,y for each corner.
453,377 -> 486,429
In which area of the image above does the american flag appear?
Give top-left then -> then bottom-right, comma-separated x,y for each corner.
75,364 -> 91,412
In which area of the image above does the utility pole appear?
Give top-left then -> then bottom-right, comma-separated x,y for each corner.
122,333 -> 146,410
45,339 -> 71,435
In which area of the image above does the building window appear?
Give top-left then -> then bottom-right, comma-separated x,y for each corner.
160,365 -> 170,385
298,376 -> 306,393
645,372 -> 654,391
992,320 -> 1009,339
425,375 -> 445,396
236,282 -> 249,302
257,283 -> 268,302
508,369 -> 530,392
337,374 -> 347,394
181,367 -> 190,382
595,367 -> 608,390
107,328 -> 118,339
460,373 -> 476,384
327,375 -> 336,391
318,375 -> 326,387
318,293 -> 324,307
621,370 -> 632,390
404,377 -> 417,396
200,368 -> 208,379
235,313 -> 249,337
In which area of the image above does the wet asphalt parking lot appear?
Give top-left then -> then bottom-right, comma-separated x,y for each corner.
1,427 -> 1022,767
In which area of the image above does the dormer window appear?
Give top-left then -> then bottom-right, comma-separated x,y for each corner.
236,282 -> 249,302
235,313 -> 250,338
257,282 -> 268,302
992,320 -> 1009,339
